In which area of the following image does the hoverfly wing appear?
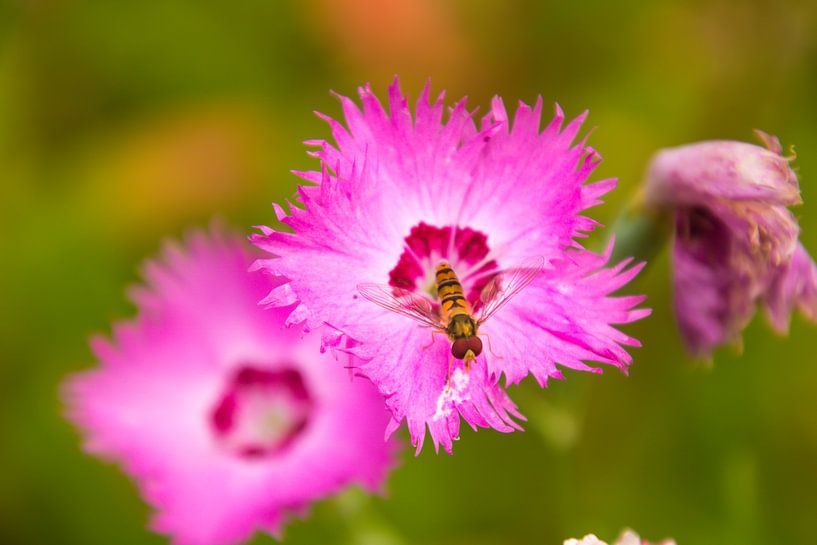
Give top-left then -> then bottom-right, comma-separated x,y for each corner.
357,283 -> 443,328
477,256 -> 545,324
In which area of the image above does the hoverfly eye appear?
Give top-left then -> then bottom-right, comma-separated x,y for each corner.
467,336 -> 483,357
451,339 -> 469,360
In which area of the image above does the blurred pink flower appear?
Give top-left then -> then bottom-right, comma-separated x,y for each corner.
565,529 -> 676,545
64,226 -> 396,545
252,80 -> 648,454
645,131 -> 817,357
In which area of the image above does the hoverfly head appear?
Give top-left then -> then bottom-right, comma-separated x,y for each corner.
451,336 -> 483,361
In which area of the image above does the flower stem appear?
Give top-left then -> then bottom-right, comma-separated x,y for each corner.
333,488 -> 406,545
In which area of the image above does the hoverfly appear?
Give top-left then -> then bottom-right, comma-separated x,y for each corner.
357,256 -> 544,376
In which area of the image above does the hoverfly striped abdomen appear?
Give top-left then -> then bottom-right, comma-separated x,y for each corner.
435,262 -> 473,322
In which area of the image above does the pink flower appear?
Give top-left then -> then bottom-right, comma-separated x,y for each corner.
565,529 -> 676,545
645,131 -> 817,357
63,226 -> 396,545
252,79 -> 648,454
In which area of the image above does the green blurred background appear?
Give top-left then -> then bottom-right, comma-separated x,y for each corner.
2,1 -> 816,544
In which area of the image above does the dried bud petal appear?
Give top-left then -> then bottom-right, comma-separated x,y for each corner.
646,136 -> 800,207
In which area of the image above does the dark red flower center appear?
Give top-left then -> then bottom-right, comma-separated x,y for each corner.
388,222 -> 498,306
210,366 -> 312,459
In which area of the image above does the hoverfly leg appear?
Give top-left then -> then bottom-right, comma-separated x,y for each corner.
480,331 -> 503,360
445,352 -> 454,388
422,329 -> 446,351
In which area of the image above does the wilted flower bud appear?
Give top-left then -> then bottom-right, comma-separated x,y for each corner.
645,131 -> 817,358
